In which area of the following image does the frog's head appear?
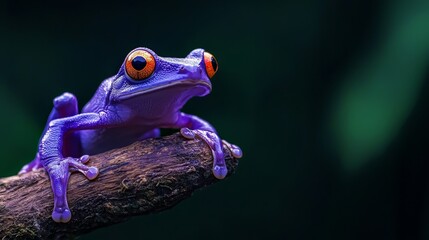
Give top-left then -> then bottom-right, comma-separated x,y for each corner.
110,47 -> 218,115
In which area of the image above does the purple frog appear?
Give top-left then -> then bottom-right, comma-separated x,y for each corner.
18,47 -> 242,223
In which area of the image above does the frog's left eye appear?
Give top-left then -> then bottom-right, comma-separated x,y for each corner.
204,52 -> 218,78
125,50 -> 156,81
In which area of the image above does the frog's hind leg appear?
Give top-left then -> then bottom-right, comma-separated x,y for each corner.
19,92 -> 81,174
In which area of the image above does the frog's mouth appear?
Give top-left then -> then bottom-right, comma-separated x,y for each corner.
117,79 -> 212,101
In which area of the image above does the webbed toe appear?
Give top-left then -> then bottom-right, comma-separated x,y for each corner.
52,207 -> 72,223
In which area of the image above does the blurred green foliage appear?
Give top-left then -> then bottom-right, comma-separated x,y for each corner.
0,1 -> 428,240
0,86 -> 39,176
330,1 -> 429,171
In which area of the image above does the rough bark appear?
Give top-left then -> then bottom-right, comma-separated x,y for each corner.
0,133 -> 239,239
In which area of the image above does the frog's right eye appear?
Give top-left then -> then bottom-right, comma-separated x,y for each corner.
203,52 -> 218,78
125,50 -> 156,81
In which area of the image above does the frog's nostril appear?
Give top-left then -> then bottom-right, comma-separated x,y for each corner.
178,66 -> 186,73
178,65 -> 204,79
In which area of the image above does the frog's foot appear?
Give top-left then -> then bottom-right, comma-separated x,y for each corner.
18,153 -> 43,174
180,128 -> 228,179
47,155 -> 99,223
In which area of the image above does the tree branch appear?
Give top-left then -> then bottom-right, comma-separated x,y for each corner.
0,133 -> 239,239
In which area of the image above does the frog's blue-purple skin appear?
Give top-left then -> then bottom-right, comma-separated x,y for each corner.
18,47 -> 242,223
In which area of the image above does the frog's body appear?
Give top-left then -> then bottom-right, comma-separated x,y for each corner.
19,47 -> 242,223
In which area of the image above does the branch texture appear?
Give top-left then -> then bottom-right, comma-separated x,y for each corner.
0,133 -> 239,239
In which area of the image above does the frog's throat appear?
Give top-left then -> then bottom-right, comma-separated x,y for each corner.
117,79 -> 212,101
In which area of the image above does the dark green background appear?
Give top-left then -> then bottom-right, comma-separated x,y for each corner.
1,1 -> 429,239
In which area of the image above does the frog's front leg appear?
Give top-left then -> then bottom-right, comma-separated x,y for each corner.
173,112 -> 242,179
39,112 -> 116,223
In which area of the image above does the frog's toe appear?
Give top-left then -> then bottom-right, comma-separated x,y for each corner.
222,140 -> 243,158
213,165 -> 228,179
18,164 -> 34,175
18,155 -> 43,175
69,157 -> 99,180
78,155 -> 90,164
180,127 -> 196,139
52,207 -> 72,223
85,167 -> 99,180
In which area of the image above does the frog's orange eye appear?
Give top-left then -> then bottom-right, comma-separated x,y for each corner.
125,50 -> 156,81
204,52 -> 218,78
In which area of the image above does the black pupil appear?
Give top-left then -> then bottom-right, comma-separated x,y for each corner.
132,56 -> 147,70
211,56 -> 218,72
